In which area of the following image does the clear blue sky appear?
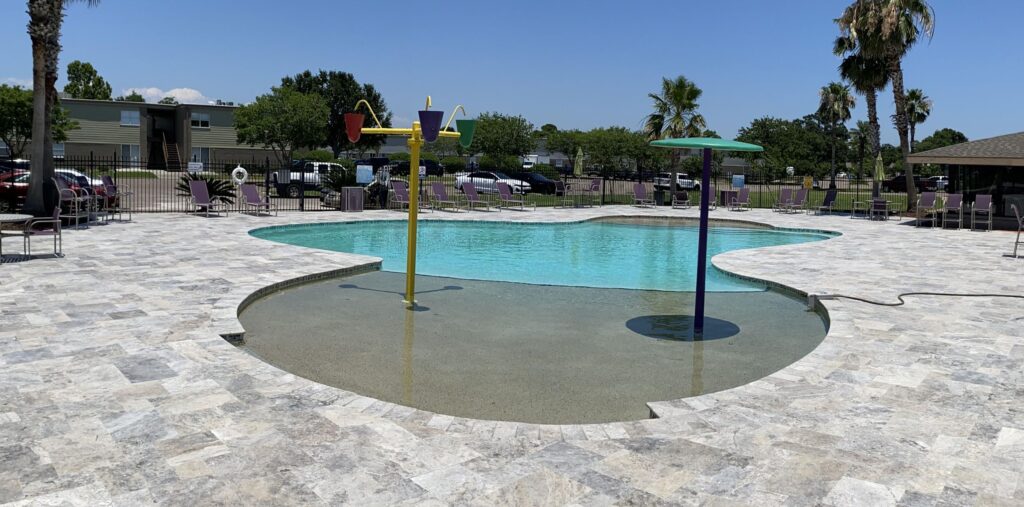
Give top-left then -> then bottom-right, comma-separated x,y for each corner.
2,0 -> 1021,145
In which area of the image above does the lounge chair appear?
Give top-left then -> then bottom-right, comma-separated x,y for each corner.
20,207 -> 63,257
430,182 -> 461,212
971,194 -> 993,231
497,181 -> 534,210
1013,204 -> 1024,258
941,193 -> 963,229
729,187 -> 751,211
633,183 -> 655,208
785,188 -> 808,213
705,186 -> 717,210
870,198 -> 890,220
583,178 -> 601,207
671,191 -> 690,209
553,181 -> 574,208
773,188 -> 793,212
915,192 -> 939,227
240,183 -> 277,216
188,179 -> 228,217
461,182 -> 491,211
391,181 -> 431,212
815,189 -> 837,215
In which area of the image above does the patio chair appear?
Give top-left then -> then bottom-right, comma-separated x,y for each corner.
773,188 -> 793,212
870,198 -> 890,221
497,181 -> 534,210
100,175 -> 132,221
786,188 -> 808,213
915,192 -> 939,227
21,206 -> 63,257
461,181 -> 491,211
1013,204 -> 1024,257
430,182 -> 461,212
671,191 -> 690,209
240,183 -> 277,216
633,183 -> 655,208
815,189 -> 837,215
553,181 -> 574,208
941,193 -> 963,229
704,186 -> 718,210
584,178 -> 601,207
391,181 -> 431,213
188,179 -> 227,217
729,187 -> 751,211
971,194 -> 993,231
53,176 -> 89,229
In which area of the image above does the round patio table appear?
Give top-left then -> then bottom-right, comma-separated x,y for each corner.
0,213 -> 33,262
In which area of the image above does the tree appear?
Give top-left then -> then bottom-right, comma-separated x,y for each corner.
545,129 -> 584,167
534,123 -> 558,139
644,75 -> 707,170
471,112 -> 534,162
280,70 -> 392,157
838,0 -> 935,208
914,128 -> 966,153
835,35 -> 889,160
736,116 -> 843,180
234,87 -> 329,166
114,91 -> 145,102
904,88 -> 931,150
26,0 -> 99,215
817,82 -> 856,189
62,60 -> 111,100
158,96 -> 178,105
0,84 -> 76,158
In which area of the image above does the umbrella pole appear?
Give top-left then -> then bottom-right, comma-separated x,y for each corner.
694,147 -> 712,336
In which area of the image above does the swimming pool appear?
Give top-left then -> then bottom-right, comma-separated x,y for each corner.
250,217 -> 833,292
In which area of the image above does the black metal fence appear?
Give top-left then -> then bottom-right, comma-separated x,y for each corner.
2,155 -> 922,214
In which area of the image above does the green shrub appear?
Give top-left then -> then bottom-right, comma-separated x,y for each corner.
441,156 -> 467,173
175,173 -> 235,204
478,154 -> 520,172
321,167 -> 355,192
333,158 -> 355,170
295,149 -> 335,162
389,152 -> 411,162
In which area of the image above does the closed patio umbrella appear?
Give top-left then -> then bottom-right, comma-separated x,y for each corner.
574,147 -> 584,178
873,153 -> 885,198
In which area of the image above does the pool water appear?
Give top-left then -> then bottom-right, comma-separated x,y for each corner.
250,218 -> 832,292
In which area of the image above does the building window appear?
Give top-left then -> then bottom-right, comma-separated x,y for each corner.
121,144 -> 140,163
190,112 -> 210,129
191,147 -> 210,164
53,142 -> 65,158
0,140 -> 8,157
120,110 -> 140,126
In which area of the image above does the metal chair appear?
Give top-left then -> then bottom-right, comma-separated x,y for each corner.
1013,204 -> 1024,258
941,194 -> 963,229
971,194 -> 993,231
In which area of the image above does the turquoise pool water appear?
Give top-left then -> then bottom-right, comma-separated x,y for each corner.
250,218 -> 832,292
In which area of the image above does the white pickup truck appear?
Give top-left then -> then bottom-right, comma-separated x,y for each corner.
653,172 -> 700,191
270,161 -> 347,198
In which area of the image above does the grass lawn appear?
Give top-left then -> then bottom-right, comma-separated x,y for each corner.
100,169 -> 158,179
525,189 -> 912,212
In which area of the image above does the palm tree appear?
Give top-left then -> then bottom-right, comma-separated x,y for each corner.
644,75 -> 706,171
905,88 -> 932,150
837,0 -> 935,208
25,0 -> 98,215
817,82 -> 856,189
834,35 -> 889,160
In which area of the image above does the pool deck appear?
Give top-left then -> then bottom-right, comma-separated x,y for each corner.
1,206 -> 1022,505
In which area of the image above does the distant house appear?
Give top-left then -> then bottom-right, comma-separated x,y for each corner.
56,98 -> 274,168
908,131 -> 1024,224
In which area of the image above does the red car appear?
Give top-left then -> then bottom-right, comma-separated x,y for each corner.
0,170 -> 109,212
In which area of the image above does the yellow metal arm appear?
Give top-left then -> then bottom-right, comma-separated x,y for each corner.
363,127 -> 461,139
354,99 -> 384,128
442,105 -> 467,131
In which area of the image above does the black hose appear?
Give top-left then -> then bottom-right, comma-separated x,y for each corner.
831,292 -> 1024,307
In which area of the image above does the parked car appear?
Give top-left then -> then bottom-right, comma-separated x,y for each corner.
454,171 -> 530,194
881,174 -> 928,193
508,172 -> 559,195
925,175 -> 948,191
390,159 -> 444,177
55,168 -> 104,187
0,159 -> 31,175
270,160 -> 347,198
0,170 -> 102,211
653,172 -> 700,191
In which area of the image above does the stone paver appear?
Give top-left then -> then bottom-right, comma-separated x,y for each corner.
1,206 -> 1022,505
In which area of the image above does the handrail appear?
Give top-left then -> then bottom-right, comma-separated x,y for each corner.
161,132 -> 170,168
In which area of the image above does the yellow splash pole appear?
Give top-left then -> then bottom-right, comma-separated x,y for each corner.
404,122 -> 423,307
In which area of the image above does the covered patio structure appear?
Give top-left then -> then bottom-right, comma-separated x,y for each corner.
909,131 -> 1024,229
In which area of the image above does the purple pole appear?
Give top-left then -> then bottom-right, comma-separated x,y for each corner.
694,147 -> 712,336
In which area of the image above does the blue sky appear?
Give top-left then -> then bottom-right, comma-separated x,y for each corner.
2,0 -> 1021,145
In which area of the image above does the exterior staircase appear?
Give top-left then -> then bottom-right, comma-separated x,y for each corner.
163,134 -> 182,171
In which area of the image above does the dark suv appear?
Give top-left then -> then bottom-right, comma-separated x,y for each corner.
881,175 -> 928,193
390,159 -> 444,177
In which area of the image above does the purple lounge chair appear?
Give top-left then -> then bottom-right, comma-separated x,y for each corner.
554,181 -> 574,207
671,190 -> 690,209
240,183 -> 277,216
774,188 -> 793,212
729,187 -> 751,211
815,189 -> 837,215
786,188 -> 808,213
430,182 -> 461,212
188,179 -> 227,217
941,193 -> 963,229
461,181 -> 492,211
971,194 -> 993,231
391,181 -> 430,212
916,192 -> 938,227
53,176 -> 89,229
497,181 -> 533,210
633,183 -> 655,208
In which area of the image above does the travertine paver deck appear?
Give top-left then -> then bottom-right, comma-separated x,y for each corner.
1,206 -> 1022,506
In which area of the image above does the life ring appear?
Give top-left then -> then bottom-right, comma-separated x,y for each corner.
231,165 -> 248,185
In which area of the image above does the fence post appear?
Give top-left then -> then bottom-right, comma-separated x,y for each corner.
299,163 -> 306,211
264,157 -> 271,204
